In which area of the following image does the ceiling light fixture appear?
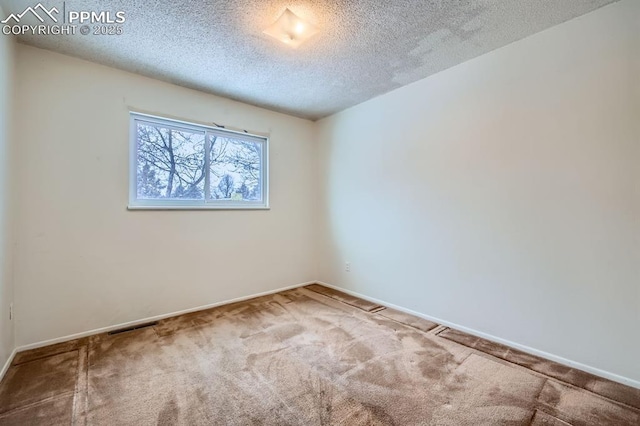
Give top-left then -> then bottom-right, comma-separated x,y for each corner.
263,8 -> 319,48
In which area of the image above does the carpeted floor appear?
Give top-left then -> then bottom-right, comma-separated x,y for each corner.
0,284 -> 638,425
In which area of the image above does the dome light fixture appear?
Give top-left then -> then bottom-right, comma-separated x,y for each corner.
263,8 -> 319,48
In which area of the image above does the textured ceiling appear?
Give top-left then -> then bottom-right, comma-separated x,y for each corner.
1,0 -> 618,120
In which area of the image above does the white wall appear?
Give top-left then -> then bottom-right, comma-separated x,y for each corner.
317,0 -> 640,383
0,6 -> 16,371
12,45 -> 317,346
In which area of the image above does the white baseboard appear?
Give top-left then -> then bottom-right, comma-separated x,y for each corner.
11,279 -> 639,391
315,281 -> 640,390
0,347 -> 18,382
16,281 -> 315,353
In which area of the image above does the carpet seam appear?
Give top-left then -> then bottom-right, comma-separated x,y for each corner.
547,379 -> 640,414
439,332 -> 640,413
11,347 -> 81,367
0,391 -> 76,417
373,312 -> 439,334
528,378 -> 551,424
534,385 -> 582,426
433,326 -> 449,337
304,285 -> 383,312
71,344 -> 89,426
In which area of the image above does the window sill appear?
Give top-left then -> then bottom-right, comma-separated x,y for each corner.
127,204 -> 270,211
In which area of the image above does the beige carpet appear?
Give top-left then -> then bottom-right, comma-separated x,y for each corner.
0,285 -> 638,425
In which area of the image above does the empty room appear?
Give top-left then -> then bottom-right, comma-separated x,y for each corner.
0,0 -> 638,424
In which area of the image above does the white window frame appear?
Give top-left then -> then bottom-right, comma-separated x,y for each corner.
128,112 -> 269,210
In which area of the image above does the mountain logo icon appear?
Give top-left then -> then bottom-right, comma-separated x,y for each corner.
1,3 -> 59,24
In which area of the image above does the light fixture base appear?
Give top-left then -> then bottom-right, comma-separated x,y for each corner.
263,8 -> 319,48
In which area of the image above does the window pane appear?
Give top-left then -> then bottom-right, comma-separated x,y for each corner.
136,122 -> 206,200
208,136 -> 262,202
130,113 -> 268,209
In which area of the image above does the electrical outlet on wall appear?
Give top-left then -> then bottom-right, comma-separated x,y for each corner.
345,262 -> 351,272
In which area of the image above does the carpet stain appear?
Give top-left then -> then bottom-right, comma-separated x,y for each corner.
157,396 -> 179,425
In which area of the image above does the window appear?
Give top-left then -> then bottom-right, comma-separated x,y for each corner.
129,113 -> 268,209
